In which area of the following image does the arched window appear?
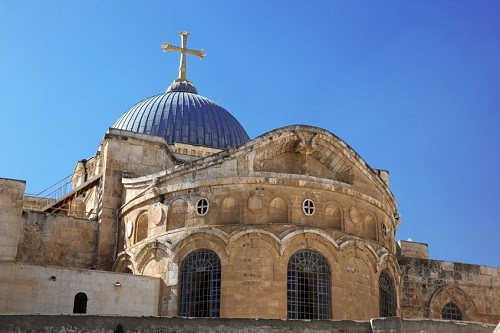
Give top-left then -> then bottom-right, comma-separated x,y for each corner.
135,213 -> 148,243
442,302 -> 462,320
379,270 -> 396,317
179,249 -> 221,317
287,250 -> 331,319
73,292 -> 88,314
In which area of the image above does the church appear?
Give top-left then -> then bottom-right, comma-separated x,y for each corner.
0,32 -> 498,332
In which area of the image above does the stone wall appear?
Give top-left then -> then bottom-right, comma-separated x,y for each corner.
0,178 -> 25,262
0,316 -> 496,333
1,263 -> 160,316
17,210 -> 98,268
399,256 -> 500,324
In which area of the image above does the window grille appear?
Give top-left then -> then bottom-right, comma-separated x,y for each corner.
379,270 -> 396,317
302,199 -> 315,216
196,198 -> 209,216
179,249 -> 221,317
287,250 -> 331,319
73,292 -> 88,314
442,302 -> 462,320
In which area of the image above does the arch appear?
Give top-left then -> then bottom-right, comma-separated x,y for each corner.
113,253 -> 136,273
269,197 -> 288,223
280,228 -> 340,258
364,213 -> 377,241
171,228 -> 230,256
429,285 -> 476,321
227,228 -> 281,257
441,301 -> 463,320
338,239 -> 380,273
221,195 -> 240,224
135,211 -> 149,243
287,250 -> 331,319
167,198 -> 187,231
179,249 -> 221,317
379,270 -> 396,317
113,257 -> 135,274
73,292 -> 88,314
135,241 -> 173,274
324,201 -> 342,230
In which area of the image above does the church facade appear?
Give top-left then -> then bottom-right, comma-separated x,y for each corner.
0,33 -> 498,326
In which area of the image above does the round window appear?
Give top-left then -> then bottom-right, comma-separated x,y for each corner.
196,198 -> 209,216
302,199 -> 315,216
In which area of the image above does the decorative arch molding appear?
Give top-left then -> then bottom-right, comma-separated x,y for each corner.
174,236 -> 228,269
135,241 -> 173,274
227,228 -> 282,256
253,130 -> 354,183
338,240 -> 380,274
377,251 -> 400,280
113,253 -> 137,273
429,285 -> 477,320
280,229 -> 340,264
339,239 -> 379,265
171,228 -> 230,258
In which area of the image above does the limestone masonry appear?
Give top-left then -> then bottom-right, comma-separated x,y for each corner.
0,32 -> 498,331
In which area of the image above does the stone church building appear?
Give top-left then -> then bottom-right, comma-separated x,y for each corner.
0,32 -> 498,331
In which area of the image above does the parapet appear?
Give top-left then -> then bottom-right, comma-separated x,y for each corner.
397,240 -> 429,259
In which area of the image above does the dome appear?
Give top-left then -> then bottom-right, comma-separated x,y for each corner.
112,83 -> 250,150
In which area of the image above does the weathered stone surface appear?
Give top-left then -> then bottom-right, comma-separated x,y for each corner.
0,316 -> 495,333
1,126 -> 498,325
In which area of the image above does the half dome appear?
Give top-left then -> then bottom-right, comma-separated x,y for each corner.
112,87 -> 250,150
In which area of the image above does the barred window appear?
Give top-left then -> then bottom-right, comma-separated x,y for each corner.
302,199 -> 315,216
442,302 -> 462,320
179,249 -> 221,317
73,292 -> 88,314
379,270 -> 396,317
287,250 -> 331,319
196,198 -> 209,216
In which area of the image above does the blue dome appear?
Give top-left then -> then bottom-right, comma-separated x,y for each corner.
112,88 -> 250,149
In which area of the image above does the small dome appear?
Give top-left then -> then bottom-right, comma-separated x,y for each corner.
112,83 -> 250,149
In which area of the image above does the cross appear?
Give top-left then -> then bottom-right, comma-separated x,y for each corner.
161,31 -> 205,82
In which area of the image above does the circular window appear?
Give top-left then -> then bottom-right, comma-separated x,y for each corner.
302,199 -> 315,216
196,198 -> 209,216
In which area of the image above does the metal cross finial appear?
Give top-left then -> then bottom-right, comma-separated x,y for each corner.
161,31 -> 205,82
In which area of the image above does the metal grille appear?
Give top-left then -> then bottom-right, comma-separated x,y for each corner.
287,250 -> 331,319
442,302 -> 462,320
179,250 -> 221,317
379,270 -> 396,317
73,292 -> 88,314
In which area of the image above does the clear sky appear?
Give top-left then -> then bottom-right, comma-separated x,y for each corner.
1,1 -> 499,267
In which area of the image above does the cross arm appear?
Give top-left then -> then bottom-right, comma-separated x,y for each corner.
161,42 -> 205,59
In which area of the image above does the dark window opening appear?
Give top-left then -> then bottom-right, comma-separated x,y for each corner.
196,198 -> 209,216
73,292 -> 88,314
442,302 -> 462,320
179,249 -> 221,317
302,199 -> 315,216
287,250 -> 330,319
379,270 -> 396,317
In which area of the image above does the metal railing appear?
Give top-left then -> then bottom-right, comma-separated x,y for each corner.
24,173 -> 74,210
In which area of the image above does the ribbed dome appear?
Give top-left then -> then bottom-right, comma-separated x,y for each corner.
112,86 -> 250,149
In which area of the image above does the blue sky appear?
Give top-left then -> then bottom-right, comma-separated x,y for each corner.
1,1 -> 499,267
